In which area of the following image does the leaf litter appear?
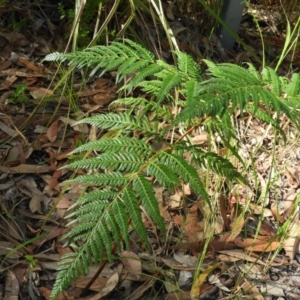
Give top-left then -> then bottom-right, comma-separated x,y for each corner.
1,1 -> 300,299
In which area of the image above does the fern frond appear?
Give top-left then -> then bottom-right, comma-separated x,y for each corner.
106,211 -> 122,250
48,40 -> 300,300
262,67 -> 281,96
112,200 -> 130,249
159,151 -> 210,204
66,152 -> 144,172
124,64 -> 163,90
286,73 -> 300,96
176,60 -> 300,127
185,80 -> 201,103
133,175 -> 166,236
137,80 -> 164,95
109,97 -> 148,109
122,188 -> 149,246
188,148 -> 248,185
124,39 -> 156,61
74,113 -> 156,133
147,162 -> 180,188
71,137 -> 153,156
157,73 -> 182,102
66,172 -> 128,186
174,51 -> 203,80
68,200 -> 109,219
70,189 -> 117,206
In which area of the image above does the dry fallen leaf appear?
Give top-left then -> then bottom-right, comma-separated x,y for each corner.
120,251 -> 142,280
190,263 -> 221,299
46,119 -> 59,142
89,272 -> 119,300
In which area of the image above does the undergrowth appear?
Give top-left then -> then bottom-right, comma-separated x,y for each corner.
44,39 -> 300,299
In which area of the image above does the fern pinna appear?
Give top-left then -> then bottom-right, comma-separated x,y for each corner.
44,40 -> 300,299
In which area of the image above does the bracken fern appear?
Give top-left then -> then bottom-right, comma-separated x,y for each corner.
44,39 -> 300,299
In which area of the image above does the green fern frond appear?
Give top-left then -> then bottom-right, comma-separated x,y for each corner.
157,73 -> 182,102
246,63 -> 260,79
74,113 -> 156,133
176,60 -> 300,127
112,200 -> 130,249
66,152 -> 144,172
109,97 -> 148,108
124,39 -> 156,61
106,211 -> 122,250
124,64 -> 163,90
66,172 -> 128,186
70,189 -> 117,206
189,148 -> 248,185
132,175 -> 166,236
286,73 -> 300,96
147,162 -> 180,188
174,50 -> 203,80
262,67 -> 281,96
47,40 -> 300,300
71,137 -> 153,156
159,151 -> 210,204
185,80 -> 201,103
122,188 -> 149,246
68,200 -> 109,218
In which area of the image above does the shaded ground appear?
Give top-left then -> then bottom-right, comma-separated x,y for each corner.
1,1 -> 300,299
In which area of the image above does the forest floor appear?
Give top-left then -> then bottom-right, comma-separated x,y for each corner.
1,1 -> 300,299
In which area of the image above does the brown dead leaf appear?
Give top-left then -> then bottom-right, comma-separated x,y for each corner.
129,278 -> 156,300
73,277 -> 107,292
120,251 -> 142,280
154,185 -> 172,221
89,272 -> 119,300
0,31 -> 29,46
27,87 -> 53,99
39,287 -> 68,300
56,243 -> 73,256
241,279 -> 264,300
32,227 -> 68,246
245,241 -> 281,252
18,57 -> 40,72
47,119 -> 59,142
29,195 -> 42,214
0,164 -> 49,174
218,194 -> 230,230
220,215 -> 244,242
0,241 -> 24,258
0,120 -> 17,137
0,75 -> 17,90
92,92 -> 116,105
185,203 -> 202,242
4,271 -> 19,300
172,214 -> 184,227
217,250 -> 267,265
169,189 -> 183,208
191,133 -> 208,145
161,257 -> 196,271
173,252 -> 197,267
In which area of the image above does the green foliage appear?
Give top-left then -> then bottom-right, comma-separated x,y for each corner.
8,83 -> 27,104
44,40 -> 300,299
